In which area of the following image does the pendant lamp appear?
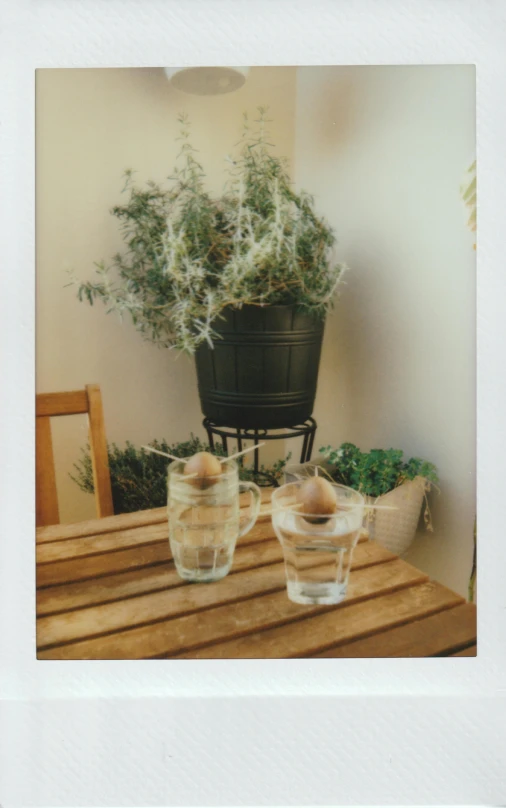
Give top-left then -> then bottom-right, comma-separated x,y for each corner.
164,66 -> 250,96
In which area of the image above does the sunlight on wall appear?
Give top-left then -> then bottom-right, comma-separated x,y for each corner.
295,66 -> 476,597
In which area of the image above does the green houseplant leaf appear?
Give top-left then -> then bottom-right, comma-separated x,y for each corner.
319,442 -> 438,499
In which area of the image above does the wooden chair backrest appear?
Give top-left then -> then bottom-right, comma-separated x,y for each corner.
36,384 -> 114,526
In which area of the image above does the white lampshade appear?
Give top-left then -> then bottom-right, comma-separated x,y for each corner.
164,66 -> 250,96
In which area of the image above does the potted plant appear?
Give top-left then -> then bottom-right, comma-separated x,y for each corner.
71,435 -> 290,514
74,108 -> 346,429
291,442 -> 439,556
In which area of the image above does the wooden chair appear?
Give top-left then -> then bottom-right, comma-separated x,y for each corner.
36,384 -> 114,526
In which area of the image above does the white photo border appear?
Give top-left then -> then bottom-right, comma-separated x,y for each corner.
1,0 -> 505,804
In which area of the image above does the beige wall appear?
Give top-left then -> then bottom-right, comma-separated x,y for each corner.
36,67 -> 297,522
295,66 -> 476,597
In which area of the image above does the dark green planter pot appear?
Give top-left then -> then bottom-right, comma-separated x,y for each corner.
195,304 -> 325,429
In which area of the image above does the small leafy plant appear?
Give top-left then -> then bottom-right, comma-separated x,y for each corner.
319,442 -> 438,498
71,435 -> 290,514
74,108 -> 345,353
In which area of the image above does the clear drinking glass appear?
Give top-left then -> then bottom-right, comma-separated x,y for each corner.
167,458 -> 261,582
271,481 -> 365,605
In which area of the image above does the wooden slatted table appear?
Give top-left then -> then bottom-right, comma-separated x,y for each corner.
36,491 -> 477,659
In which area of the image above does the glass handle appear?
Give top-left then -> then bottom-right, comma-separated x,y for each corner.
238,481 -> 261,537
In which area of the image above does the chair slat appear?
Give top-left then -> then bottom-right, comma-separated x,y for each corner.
86,384 -> 114,518
36,416 -> 60,527
36,390 -> 89,417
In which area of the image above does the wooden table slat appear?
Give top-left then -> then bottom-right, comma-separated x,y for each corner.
35,491 -> 476,660
37,539 -> 278,615
37,540 -> 394,640
36,489 -> 275,544
37,535 -> 391,617
173,581 -> 464,660
36,507 -> 168,543
37,519 -> 368,589
36,519 -> 274,586
312,602 -> 477,658
37,514 -> 274,564
38,557 -> 428,658
37,541 -> 170,587
37,522 -> 170,564
450,644 -> 477,657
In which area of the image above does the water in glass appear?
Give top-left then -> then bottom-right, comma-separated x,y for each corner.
272,482 -> 365,604
168,459 -> 260,583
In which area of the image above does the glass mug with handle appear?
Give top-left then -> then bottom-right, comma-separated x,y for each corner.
271,481 -> 365,605
167,458 -> 261,582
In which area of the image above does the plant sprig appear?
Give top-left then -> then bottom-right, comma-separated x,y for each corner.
74,108 -> 346,353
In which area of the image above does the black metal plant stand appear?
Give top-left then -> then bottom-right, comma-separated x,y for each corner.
203,417 -> 318,487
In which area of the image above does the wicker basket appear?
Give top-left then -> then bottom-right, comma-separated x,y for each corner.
365,476 -> 426,556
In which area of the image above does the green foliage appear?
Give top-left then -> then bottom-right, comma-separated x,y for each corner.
460,159 -> 476,234
74,108 -> 345,353
319,442 -> 438,499
236,454 -> 291,486
70,435 -> 290,514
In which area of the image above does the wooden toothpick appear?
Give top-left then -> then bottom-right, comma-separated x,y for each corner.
142,445 -> 187,462
262,502 -> 303,518
142,442 -> 268,467
337,503 -> 399,511
365,504 -> 399,511
221,442 -> 266,464
264,500 -> 399,516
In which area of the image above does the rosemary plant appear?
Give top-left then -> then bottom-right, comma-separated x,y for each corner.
75,108 -> 345,353
71,436 -> 290,514
460,159 -> 476,236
